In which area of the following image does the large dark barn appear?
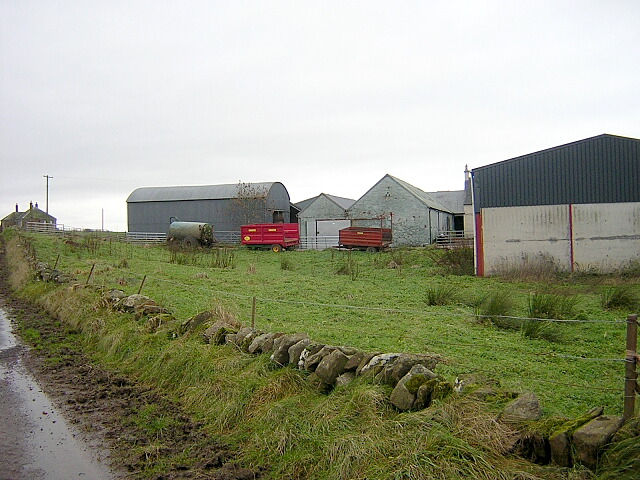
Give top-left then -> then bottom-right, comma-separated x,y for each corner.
127,182 -> 292,237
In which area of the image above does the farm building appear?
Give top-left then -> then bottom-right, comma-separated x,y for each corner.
126,182 -> 292,239
347,174 -> 454,247
296,193 -> 356,249
472,133 -> 640,275
1,202 -> 56,232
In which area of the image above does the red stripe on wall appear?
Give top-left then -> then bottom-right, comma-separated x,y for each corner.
475,212 -> 484,277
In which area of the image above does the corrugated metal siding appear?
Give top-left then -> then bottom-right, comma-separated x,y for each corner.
126,182 -> 291,233
472,134 -> 640,212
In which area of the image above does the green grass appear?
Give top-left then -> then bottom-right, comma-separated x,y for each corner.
13,232 -> 636,418
602,285 -> 639,310
5,231 -> 640,479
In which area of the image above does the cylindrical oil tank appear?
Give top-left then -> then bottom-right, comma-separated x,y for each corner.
168,221 -> 214,246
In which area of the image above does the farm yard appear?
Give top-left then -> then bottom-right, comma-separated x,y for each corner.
3,229 -> 639,479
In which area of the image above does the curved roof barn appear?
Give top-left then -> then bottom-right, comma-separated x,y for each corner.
127,182 -> 291,235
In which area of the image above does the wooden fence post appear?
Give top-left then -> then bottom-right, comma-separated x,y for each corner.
85,263 -> 96,285
624,314 -> 638,422
137,275 -> 147,295
251,296 -> 257,329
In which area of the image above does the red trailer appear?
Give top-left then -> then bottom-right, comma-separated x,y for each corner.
338,226 -> 392,252
241,223 -> 300,252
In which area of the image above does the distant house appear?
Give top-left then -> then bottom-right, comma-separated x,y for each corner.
472,134 -> 640,275
347,174 -> 454,247
296,193 -> 356,249
1,202 -> 56,232
126,182 -> 292,238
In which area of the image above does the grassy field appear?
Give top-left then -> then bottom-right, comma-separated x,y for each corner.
5,229 -> 640,479
22,231 -> 639,419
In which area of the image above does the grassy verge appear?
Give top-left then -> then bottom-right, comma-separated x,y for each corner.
3,230 -> 639,479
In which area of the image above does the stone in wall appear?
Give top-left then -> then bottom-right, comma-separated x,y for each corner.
573,415 -> 624,470
389,364 -> 436,411
315,349 -> 350,385
270,333 -> 309,365
498,392 -> 542,424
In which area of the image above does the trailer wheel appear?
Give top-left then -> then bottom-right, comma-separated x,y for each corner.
271,244 -> 282,253
183,236 -> 197,247
366,246 -> 378,253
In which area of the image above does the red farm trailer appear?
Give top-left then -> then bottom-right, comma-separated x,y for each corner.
241,223 -> 300,252
338,226 -> 392,252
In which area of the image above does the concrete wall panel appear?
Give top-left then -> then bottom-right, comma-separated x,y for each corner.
482,205 -> 571,274
480,202 -> 640,275
572,202 -> 640,272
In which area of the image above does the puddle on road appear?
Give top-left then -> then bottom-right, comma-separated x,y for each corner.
0,306 -> 117,480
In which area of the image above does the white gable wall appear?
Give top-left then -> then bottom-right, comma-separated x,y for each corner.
348,176 -> 452,246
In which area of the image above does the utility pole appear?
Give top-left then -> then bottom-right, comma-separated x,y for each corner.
43,175 -> 53,214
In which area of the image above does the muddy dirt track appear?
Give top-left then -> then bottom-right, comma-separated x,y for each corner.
0,244 -> 261,480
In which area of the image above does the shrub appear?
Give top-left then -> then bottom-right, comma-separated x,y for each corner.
436,247 -> 474,276
601,285 -> 639,310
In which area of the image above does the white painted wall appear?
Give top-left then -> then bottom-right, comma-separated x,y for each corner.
480,202 -> 640,275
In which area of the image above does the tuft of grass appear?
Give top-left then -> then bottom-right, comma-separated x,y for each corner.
601,285 -> 639,310
527,292 -> 579,320
210,302 -> 242,329
115,258 -> 129,268
474,291 -> 516,330
596,416 -> 640,480
519,319 -> 562,342
335,255 -> 359,280
425,284 -> 457,306
280,255 -> 295,271
133,403 -> 175,439
210,247 -> 235,269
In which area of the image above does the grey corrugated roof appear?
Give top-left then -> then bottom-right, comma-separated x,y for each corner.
297,193 -> 356,216
127,182 -> 277,203
323,193 -> 356,210
293,195 -> 319,211
387,175 -> 453,213
472,133 -> 640,210
294,193 -> 355,212
427,190 -> 466,214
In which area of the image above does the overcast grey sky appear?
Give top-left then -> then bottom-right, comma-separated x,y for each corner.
1,1 -> 639,231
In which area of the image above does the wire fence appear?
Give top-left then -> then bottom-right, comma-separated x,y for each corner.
26,231 -> 639,416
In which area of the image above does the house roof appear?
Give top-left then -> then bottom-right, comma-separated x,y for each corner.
293,195 -> 319,211
383,175 -> 453,213
296,193 -> 356,215
471,133 -> 640,210
427,190 -> 466,214
2,207 -> 56,223
127,182 -> 280,203
472,134 -> 640,175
